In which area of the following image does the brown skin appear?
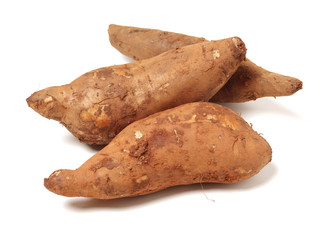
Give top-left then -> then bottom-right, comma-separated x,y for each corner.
27,37 -> 246,145
108,24 -> 302,102
109,24 -> 206,60
211,59 -> 303,102
44,102 -> 272,199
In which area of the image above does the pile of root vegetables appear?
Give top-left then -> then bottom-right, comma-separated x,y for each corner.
27,25 -> 302,200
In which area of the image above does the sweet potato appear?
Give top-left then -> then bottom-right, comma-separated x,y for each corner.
44,102 -> 272,199
108,24 -> 302,102
27,37 -> 246,145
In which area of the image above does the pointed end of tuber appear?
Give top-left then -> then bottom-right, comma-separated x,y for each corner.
278,76 -> 303,96
108,23 -> 118,31
26,88 -> 66,121
44,169 -> 78,198
291,78 -> 303,93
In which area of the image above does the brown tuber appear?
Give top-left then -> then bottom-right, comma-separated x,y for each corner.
27,37 -> 246,145
44,102 -> 272,199
108,24 -> 302,102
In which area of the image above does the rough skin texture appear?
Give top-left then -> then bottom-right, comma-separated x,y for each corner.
108,24 -> 302,102
27,38 -> 246,145
109,24 -> 206,60
44,102 -> 272,199
211,59 -> 303,102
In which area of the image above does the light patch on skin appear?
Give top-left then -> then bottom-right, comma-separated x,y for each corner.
123,149 -> 129,153
95,106 -> 111,128
232,37 -> 242,49
134,89 -> 145,104
44,96 -> 53,103
159,82 -> 170,91
93,71 -> 97,80
235,167 -> 252,174
220,116 -> 240,130
212,49 -> 220,59
80,110 -> 93,122
174,129 -> 181,144
134,130 -> 143,139
92,69 -> 104,80
53,170 -> 62,177
77,130 -> 85,136
221,122 -> 236,130
66,176 -> 70,180
113,68 -> 132,78
136,175 -> 148,184
206,114 -> 217,120
79,105 -> 111,128
182,114 -> 197,124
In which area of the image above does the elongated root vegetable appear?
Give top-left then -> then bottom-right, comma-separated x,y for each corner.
108,24 -> 302,102
27,37 -> 246,145
44,102 -> 272,199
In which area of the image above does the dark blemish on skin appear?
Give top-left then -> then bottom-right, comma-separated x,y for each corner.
114,87 -> 128,100
121,104 -> 137,118
95,106 -> 102,117
202,171 -> 220,181
95,177 -> 101,186
89,158 -> 118,172
95,68 -> 114,79
104,184 -> 115,196
129,29 -> 149,33
129,139 -> 148,158
183,114 -> 193,121
155,117 -> 166,125
180,123 -> 191,129
209,145 -> 216,153
148,129 -> 171,148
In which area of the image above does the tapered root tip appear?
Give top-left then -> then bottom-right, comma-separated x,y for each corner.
26,89 -> 65,121
108,24 -> 118,30
292,78 -> 303,93
44,169 -> 77,197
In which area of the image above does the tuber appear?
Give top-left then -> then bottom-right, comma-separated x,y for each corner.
27,37 -> 246,145
108,24 -> 302,102
44,102 -> 272,199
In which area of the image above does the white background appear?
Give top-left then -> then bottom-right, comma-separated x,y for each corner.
1,0 -> 332,239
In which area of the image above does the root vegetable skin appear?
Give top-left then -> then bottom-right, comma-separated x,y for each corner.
212,59 -> 303,102
108,24 -> 302,102
44,102 -> 272,199
108,24 -> 206,60
27,37 -> 246,145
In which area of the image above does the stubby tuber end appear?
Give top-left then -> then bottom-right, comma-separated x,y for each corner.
26,89 -> 66,121
292,78 -> 303,93
44,169 -> 77,197
231,37 -> 247,61
108,24 -> 117,34
108,24 -> 118,30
